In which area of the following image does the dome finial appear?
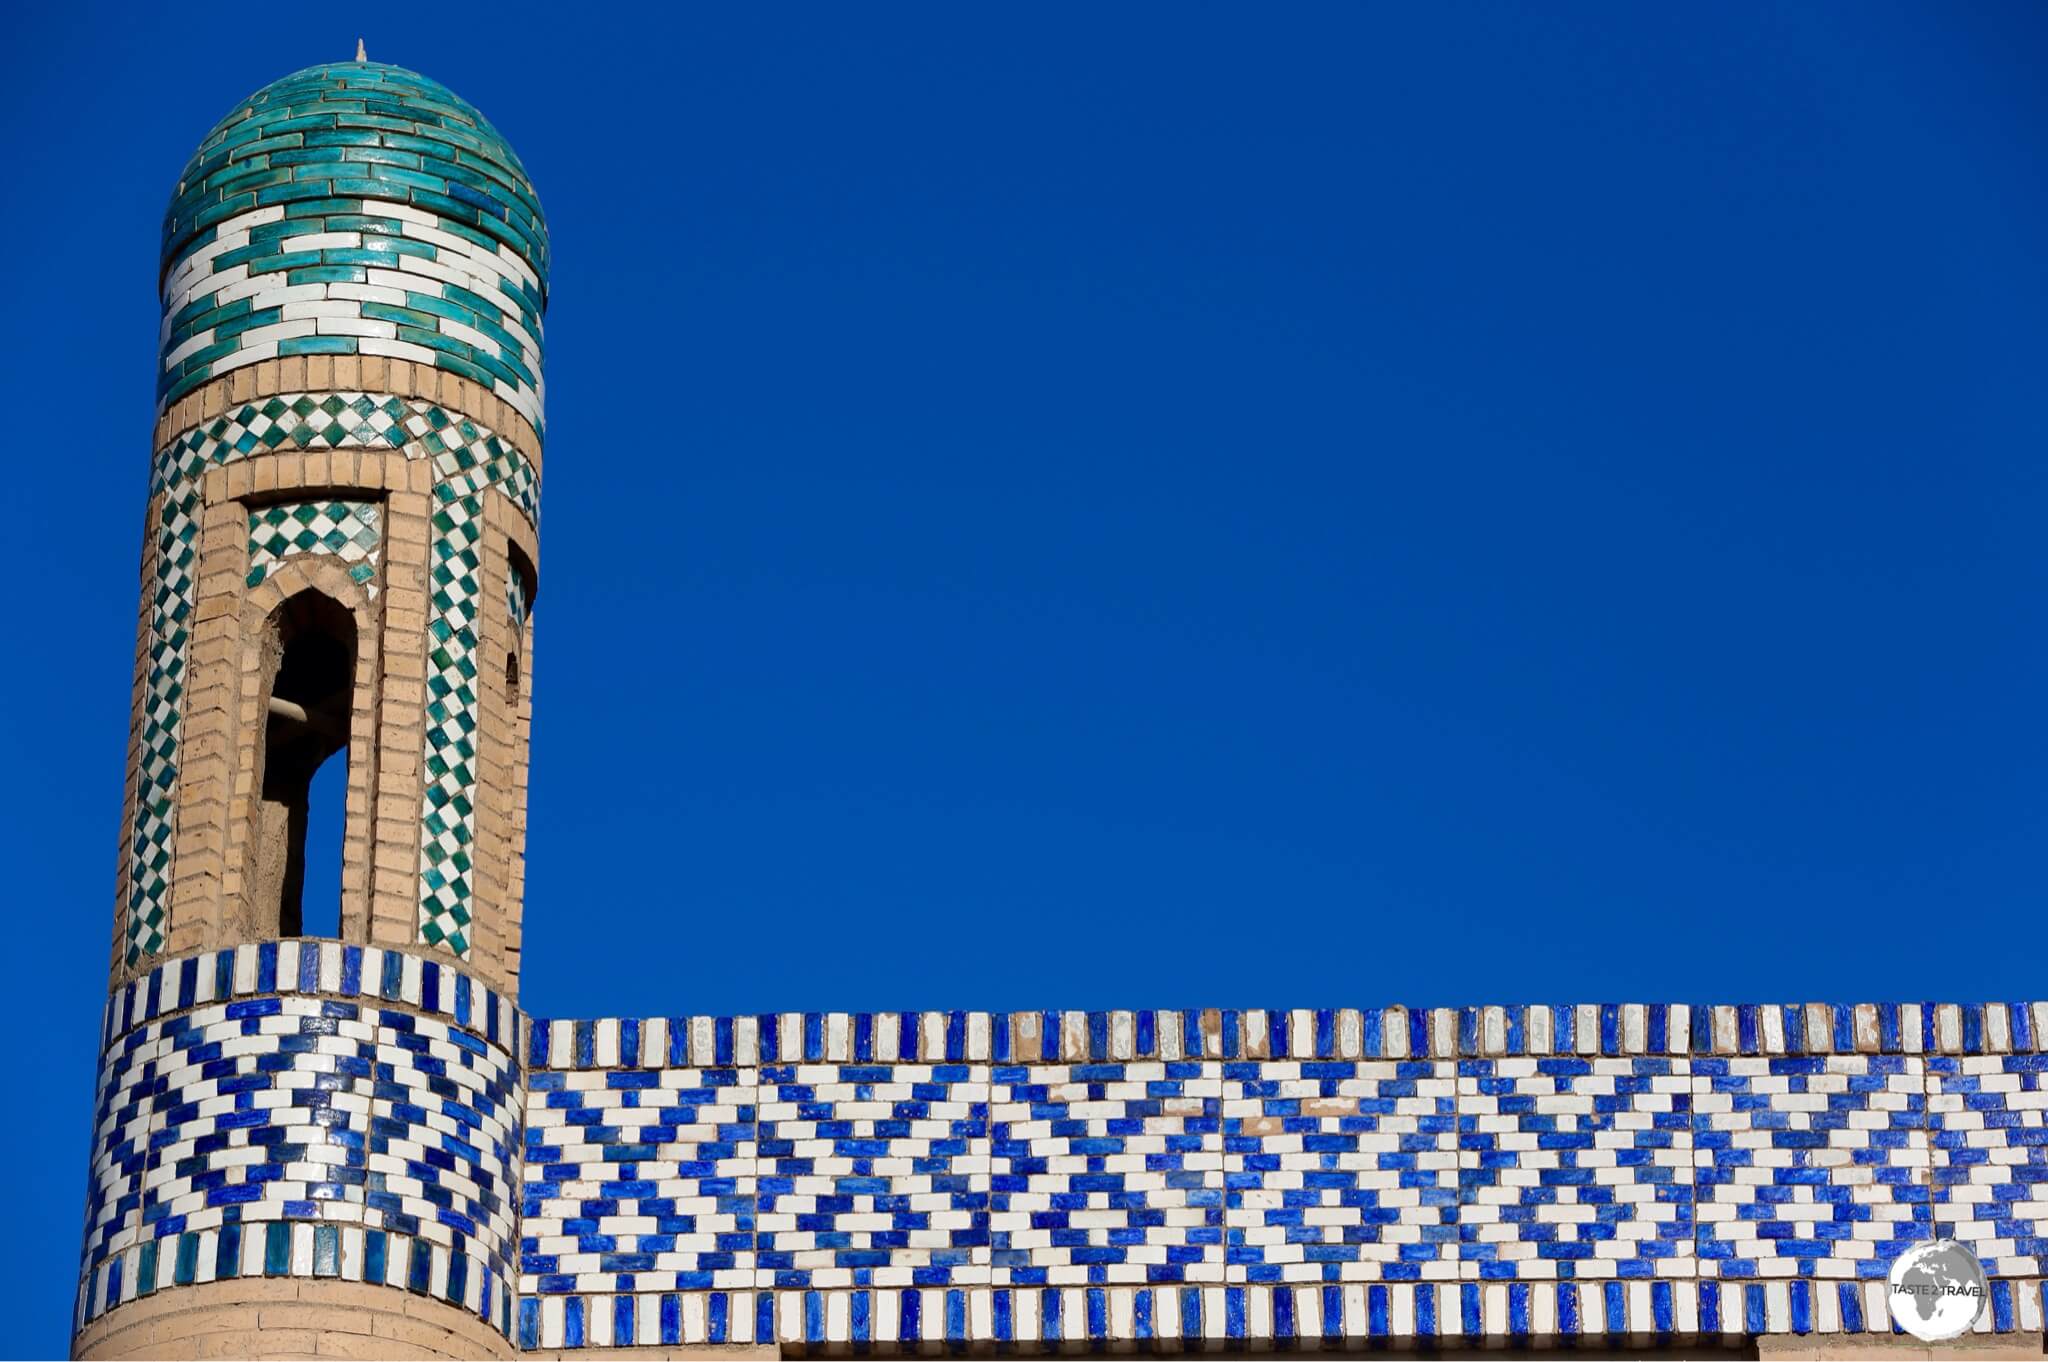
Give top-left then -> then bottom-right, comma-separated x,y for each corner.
355,37 -> 367,62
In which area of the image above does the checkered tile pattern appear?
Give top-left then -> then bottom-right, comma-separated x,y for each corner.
127,479 -> 200,960
428,408 -> 542,526
190,393 -> 414,458
1694,1057 -> 1929,1279
1930,1055 -> 2048,1278
246,500 -> 382,595
78,945 -> 521,1337
1459,1058 -> 1693,1280
124,395 -> 538,966
523,1067 -> 757,1295
1224,1060 -> 1458,1283
417,488 -> 485,954
758,1063 -> 990,1288
989,1061 -> 1223,1285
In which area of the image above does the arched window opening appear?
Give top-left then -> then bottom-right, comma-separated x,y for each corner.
254,591 -> 356,937
505,648 -> 521,704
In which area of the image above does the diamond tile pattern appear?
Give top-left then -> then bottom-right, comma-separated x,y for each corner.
1458,1058 -> 1693,1280
79,975 -> 2048,1351
989,1061 -> 1223,1285
1224,1060 -> 1459,1283
523,1066 -> 758,1295
79,945 -> 521,1338
246,500 -> 382,595
758,1063 -> 990,1288
1694,1056 -> 1929,1279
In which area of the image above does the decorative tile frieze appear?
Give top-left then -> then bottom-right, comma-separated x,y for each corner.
1457,1058 -> 1693,1281
526,1003 -> 2048,1070
1929,1054 -> 2048,1279
246,499 -> 382,594
80,976 -> 2048,1347
522,1066 -> 757,1295
79,945 -> 523,1339
1694,1056 -> 1930,1279
1224,1060 -> 1460,1283
511,1277 -> 2048,1351
989,1061 -> 1222,1286
757,1063 -> 990,1288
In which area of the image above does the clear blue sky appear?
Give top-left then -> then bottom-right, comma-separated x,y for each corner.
3,3 -> 2043,1352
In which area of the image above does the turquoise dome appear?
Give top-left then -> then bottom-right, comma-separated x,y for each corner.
156,60 -> 549,421
161,61 -> 548,297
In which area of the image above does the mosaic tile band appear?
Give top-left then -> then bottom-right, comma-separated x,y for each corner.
159,63 -> 546,428
125,394 -> 537,964
246,500 -> 382,596
79,944 -> 523,1340
513,1278 -> 2048,1352
528,1001 -> 2048,1068
84,948 -> 2048,1347
517,1007 -> 2048,1315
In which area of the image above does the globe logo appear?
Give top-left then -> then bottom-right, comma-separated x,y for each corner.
1887,1240 -> 1989,1343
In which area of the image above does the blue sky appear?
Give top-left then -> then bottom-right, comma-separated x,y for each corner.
3,3 -> 2044,1351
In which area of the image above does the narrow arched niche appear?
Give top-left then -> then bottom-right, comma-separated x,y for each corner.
248,589 -> 356,937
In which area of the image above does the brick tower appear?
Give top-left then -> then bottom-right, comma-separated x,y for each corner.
75,54 -> 546,1359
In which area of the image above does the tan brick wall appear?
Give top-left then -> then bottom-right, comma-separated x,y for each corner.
71,1278 -> 516,1360
112,358 -> 540,1003
466,495 -> 542,993
365,483 -> 438,966
111,493 -> 159,977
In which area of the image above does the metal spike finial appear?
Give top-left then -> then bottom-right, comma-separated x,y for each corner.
355,38 -> 368,62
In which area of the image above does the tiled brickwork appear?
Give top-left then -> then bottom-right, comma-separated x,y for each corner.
1930,1054 -> 2048,1279
511,1278 -> 2048,1352
75,975 -> 2048,1350
1461,1057 -> 1693,1281
78,944 -> 523,1341
989,1061 -> 1221,1286
124,391 -> 538,968
1694,1056 -> 1929,1280
758,1063 -> 988,1289
1224,1060 -> 1459,1283
246,499 -> 382,595
523,1064 -> 757,1293
502,1003 -> 2048,1348
159,64 -> 546,428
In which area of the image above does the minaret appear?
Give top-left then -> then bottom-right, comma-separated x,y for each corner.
76,55 -> 546,1359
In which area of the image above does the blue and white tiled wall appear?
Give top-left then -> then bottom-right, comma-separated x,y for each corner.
504,1002 -> 2048,1351
79,989 -> 2048,1351
79,944 -> 524,1339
